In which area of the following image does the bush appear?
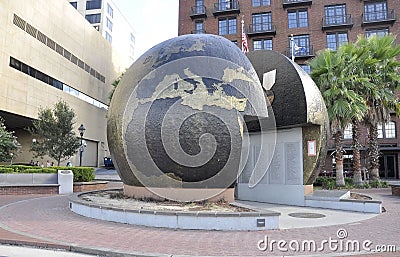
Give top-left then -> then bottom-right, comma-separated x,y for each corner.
24,168 -> 57,174
0,165 -> 94,182
0,167 -> 14,173
51,166 -> 95,182
369,180 -> 389,188
3,165 -> 42,173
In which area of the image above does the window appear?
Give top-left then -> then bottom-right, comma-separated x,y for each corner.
194,21 -> 204,34
289,35 -> 310,56
106,17 -> 113,31
252,13 -> 272,32
130,33 -> 135,44
253,38 -> 272,50
344,124 -> 353,139
86,0 -> 102,10
364,1 -> 388,22
218,0 -> 237,10
288,9 -> 308,28
378,121 -> 396,139
324,4 -> 346,25
299,64 -> 311,74
252,0 -> 270,7
366,28 -> 389,38
70,2 -> 77,9
326,32 -> 348,50
107,3 -> 113,18
85,14 -> 101,24
105,31 -> 112,43
219,17 -> 237,35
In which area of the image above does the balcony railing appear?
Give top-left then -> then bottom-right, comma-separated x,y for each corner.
362,9 -> 396,26
213,1 -> 240,16
283,0 -> 312,8
248,23 -> 276,36
190,5 -> 207,19
322,14 -> 353,30
286,45 -> 315,58
191,29 -> 206,34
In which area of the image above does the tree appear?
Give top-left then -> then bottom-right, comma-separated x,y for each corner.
108,72 -> 124,103
310,47 -> 367,187
30,100 -> 81,166
356,35 -> 400,181
0,117 -> 18,162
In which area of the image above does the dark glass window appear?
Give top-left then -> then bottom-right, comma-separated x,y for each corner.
9,57 -> 21,70
105,31 -> 112,43
70,2 -> 77,9
218,0 -> 237,11
366,28 -> 389,38
252,0 -> 270,7
324,4 -> 346,25
106,17 -> 113,31
364,1 -> 388,22
107,3 -> 113,18
326,32 -> 348,50
252,13 -> 272,32
194,21 -> 204,34
86,0 -> 102,10
299,64 -> 311,74
288,10 -> 308,28
219,17 -> 237,35
289,35 -> 311,56
253,38 -> 272,50
378,121 -> 396,139
85,14 -> 101,24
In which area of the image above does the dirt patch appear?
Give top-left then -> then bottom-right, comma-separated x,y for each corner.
350,192 -> 372,200
80,190 -> 253,212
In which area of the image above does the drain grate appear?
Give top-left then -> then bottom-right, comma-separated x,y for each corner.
288,212 -> 326,219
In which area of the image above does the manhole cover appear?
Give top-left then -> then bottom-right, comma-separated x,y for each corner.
288,212 -> 326,219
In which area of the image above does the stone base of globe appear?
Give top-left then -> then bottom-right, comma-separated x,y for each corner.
123,185 -> 235,203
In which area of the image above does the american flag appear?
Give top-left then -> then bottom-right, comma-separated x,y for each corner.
241,19 -> 249,54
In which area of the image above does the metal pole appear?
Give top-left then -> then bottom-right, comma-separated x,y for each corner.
79,134 -> 83,166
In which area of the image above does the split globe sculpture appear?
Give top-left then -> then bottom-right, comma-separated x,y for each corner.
107,34 -> 327,203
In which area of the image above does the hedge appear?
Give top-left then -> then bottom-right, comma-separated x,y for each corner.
0,167 -> 14,173
52,166 -> 95,182
0,165 -> 95,182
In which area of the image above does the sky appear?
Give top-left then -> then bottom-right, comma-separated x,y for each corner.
113,0 -> 179,59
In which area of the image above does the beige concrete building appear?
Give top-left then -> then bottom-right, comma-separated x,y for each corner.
0,0 -> 123,166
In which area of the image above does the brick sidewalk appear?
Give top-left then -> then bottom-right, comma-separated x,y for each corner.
0,189 -> 398,256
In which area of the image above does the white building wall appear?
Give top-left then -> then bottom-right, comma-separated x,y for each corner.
69,0 -> 136,71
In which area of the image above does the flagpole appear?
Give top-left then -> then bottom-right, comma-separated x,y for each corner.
241,17 -> 245,53
290,34 -> 295,61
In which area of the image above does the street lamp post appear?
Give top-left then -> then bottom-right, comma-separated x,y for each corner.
78,124 -> 86,166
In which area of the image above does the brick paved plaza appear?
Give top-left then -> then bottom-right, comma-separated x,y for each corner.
0,188 -> 398,256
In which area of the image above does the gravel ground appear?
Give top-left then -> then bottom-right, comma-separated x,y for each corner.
80,189 -> 253,212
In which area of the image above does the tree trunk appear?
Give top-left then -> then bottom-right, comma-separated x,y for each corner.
369,123 -> 380,181
352,120 -> 363,186
334,130 -> 345,187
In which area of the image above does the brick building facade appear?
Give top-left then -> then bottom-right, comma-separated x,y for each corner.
178,0 -> 400,180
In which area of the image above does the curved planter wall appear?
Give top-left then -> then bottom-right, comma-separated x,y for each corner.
69,191 -> 280,231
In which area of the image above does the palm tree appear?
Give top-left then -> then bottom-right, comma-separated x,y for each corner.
310,47 -> 367,187
356,35 -> 400,181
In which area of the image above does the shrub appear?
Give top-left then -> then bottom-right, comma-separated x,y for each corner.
0,165 -> 94,182
369,180 -> 389,188
24,168 -> 57,174
51,166 -> 94,182
0,167 -> 14,173
4,165 -> 42,173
